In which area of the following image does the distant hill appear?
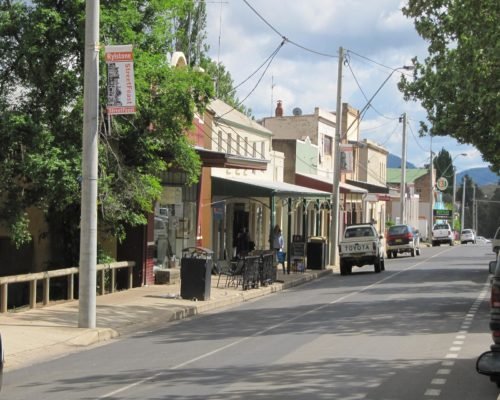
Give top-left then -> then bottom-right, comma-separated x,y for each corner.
388,153 -> 417,169
456,167 -> 499,186
388,154 -> 499,187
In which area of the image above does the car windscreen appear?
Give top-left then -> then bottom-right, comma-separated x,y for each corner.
345,227 -> 374,238
389,226 -> 408,235
434,224 -> 449,230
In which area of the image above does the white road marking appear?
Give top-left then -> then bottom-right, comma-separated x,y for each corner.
423,274 -> 490,399
436,369 -> 451,375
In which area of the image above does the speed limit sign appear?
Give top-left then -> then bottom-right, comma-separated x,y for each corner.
436,177 -> 448,191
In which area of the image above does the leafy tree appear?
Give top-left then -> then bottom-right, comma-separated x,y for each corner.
0,0 -> 213,265
400,0 -> 500,173
201,58 -> 252,116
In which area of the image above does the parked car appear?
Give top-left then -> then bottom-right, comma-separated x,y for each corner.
477,256 -> 500,386
460,229 -> 476,244
431,223 -> 454,246
386,224 -> 420,258
339,224 -> 385,275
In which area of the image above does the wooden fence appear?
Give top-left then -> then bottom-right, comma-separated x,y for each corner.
0,261 -> 135,313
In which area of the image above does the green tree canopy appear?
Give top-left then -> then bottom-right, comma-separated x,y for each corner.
433,147 -> 454,199
400,0 -> 499,173
0,0 -> 213,263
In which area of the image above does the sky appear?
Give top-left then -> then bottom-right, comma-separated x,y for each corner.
205,0 -> 490,173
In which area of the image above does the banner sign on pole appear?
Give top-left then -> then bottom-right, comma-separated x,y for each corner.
105,45 -> 136,115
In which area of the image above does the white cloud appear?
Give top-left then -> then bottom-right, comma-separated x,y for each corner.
206,0 -> 490,172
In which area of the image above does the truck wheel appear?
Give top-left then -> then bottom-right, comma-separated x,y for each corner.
374,257 -> 382,273
340,260 -> 347,276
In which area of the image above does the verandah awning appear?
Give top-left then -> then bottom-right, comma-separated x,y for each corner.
212,176 -> 332,199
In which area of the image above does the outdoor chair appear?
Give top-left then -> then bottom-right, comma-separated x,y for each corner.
216,259 -> 245,288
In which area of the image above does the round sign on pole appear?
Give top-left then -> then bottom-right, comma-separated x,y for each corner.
436,177 -> 448,191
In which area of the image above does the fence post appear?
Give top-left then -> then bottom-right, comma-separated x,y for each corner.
100,269 -> 105,295
111,269 -> 116,293
0,283 -> 7,313
67,274 -> 74,300
43,276 -> 50,306
29,280 -> 37,309
128,265 -> 133,289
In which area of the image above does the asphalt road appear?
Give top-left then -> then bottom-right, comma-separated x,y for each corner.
2,243 -> 498,400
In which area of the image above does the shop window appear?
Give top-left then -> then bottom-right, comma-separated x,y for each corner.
324,135 -> 332,156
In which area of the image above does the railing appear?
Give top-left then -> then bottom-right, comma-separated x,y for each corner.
0,261 -> 135,313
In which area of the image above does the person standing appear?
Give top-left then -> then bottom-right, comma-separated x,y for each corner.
271,225 -> 286,273
236,227 -> 250,258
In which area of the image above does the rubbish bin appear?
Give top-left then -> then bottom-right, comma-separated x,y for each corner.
180,247 -> 213,301
307,237 -> 327,270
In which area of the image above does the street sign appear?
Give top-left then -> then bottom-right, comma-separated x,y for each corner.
433,209 -> 452,218
436,177 -> 448,191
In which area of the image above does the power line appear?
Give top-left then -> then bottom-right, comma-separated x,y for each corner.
216,40 -> 285,120
345,57 -> 399,121
242,0 -> 338,58
407,120 -> 429,152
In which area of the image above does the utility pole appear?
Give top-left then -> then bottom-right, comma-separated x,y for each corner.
79,0 -> 99,329
399,112 -> 407,224
428,137 -> 434,241
330,46 -> 343,267
452,166 -> 457,229
461,176 -> 466,231
473,183 -> 476,232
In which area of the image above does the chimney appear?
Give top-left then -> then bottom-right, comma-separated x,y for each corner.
275,100 -> 283,117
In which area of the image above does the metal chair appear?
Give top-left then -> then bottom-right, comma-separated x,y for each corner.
216,259 -> 245,288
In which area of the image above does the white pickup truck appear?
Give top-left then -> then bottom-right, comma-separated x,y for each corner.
431,223 -> 454,246
339,224 -> 385,275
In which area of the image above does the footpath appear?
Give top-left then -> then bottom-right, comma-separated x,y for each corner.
0,267 -> 334,371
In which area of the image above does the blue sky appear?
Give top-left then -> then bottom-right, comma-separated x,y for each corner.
205,0 -> 489,173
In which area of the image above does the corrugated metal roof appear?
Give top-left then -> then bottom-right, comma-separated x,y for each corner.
387,168 -> 429,183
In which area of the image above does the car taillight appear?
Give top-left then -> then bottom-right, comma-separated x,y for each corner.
491,286 -> 500,308
405,233 -> 413,240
